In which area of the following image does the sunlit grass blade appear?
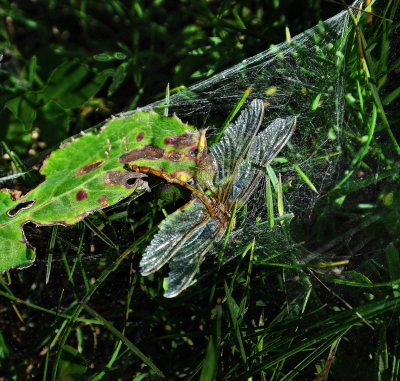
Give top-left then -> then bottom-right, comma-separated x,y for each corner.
355,17 -> 400,155
277,331 -> 348,381
43,347 -> 50,381
382,86 -> 400,106
245,295 -> 400,377
239,238 -> 255,316
277,174 -> 284,221
89,340 -> 124,381
200,336 -> 218,381
210,202 -> 239,302
265,175 -> 274,228
266,165 -> 279,192
82,218 -> 118,251
293,164 -> 318,194
210,86 -> 252,144
45,225 -> 58,284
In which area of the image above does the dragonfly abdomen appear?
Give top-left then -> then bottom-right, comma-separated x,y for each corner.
128,164 -> 232,227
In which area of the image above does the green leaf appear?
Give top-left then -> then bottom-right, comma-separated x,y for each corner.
311,93 -> 322,110
58,345 -> 87,381
386,243 -> 400,282
93,52 -> 127,62
0,109 -> 33,153
224,282 -> 247,366
36,100 -> 71,146
200,336 -> 218,381
265,175 -> 274,228
210,86 -> 251,144
382,86 -> 400,106
108,62 -> 129,96
0,111 -> 202,272
266,165 -> 279,192
5,91 -> 40,131
43,59 -> 109,108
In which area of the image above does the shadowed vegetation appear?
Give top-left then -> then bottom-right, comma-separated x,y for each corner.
0,0 -> 399,380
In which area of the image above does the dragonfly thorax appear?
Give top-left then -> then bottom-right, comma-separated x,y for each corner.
201,192 -> 235,230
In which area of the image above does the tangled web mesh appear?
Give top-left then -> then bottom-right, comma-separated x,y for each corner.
129,3 -> 364,276
1,3 -> 368,292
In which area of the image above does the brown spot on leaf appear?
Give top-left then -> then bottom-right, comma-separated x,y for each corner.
164,134 -> 195,148
164,150 -> 184,162
76,190 -> 88,201
1,188 -> 23,201
119,145 -> 164,163
76,160 -> 104,176
170,169 -> 193,182
137,179 -> 151,193
186,147 -> 197,160
104,171 -> 147,189
50,220 -> 69,226
136,132 -> 144,141
97,195 -> 108,206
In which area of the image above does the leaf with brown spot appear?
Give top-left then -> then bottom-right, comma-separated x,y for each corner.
103,171 -> 146,189
0,110 -> 202,272
75,160 -> 104,176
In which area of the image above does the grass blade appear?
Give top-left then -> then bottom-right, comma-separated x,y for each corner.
210,86 -> 252,144
293,164 -> 318,194
80,302 -> 165,378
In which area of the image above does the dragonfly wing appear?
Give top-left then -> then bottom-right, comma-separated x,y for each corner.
210,99 -> 264,182
164,218 -> 221,298
249,116 -> 296,167
230,160 -> 256,201
229,116 -> 296,204
140,198 -> 208,276
140,197 -> 223,297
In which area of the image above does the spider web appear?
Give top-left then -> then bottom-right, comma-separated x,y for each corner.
136,2 -> 359,211
127,1 -> 367,286
0,1 -> 368,291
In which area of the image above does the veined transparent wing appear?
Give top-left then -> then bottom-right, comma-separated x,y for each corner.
229,116 -> 296,205
164,216 -> 219,297
140,198 -> 224,297
210,99 -> 264,183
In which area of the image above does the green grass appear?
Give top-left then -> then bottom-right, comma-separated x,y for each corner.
1,0 -> 400,380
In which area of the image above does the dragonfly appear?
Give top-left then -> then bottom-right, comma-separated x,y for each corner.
133,99 -> 296,297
